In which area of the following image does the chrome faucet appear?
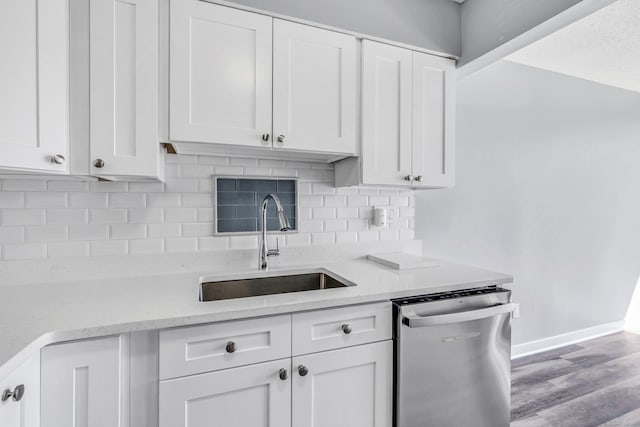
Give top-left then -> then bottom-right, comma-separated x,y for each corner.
259,194 -> 291,270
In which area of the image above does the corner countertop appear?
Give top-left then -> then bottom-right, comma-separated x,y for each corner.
0,242 -> 513,379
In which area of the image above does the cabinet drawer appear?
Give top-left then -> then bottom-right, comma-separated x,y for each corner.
159,315 -> 291,380
292,302 -> 392,355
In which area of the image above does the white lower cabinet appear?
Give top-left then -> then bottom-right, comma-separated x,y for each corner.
159,358 -> 292,427
0,353 -> 40,427
292,341 -> 393,427
158,303 -> 393,427
41,332 -> 158,427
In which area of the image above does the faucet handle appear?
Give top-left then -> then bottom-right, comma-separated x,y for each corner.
267,237 -> 280,257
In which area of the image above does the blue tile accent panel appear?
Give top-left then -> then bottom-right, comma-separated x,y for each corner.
218,218 -> 258,233
216,178 -> 297,234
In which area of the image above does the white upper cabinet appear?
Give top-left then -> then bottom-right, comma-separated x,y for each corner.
90,0 -> 164,181
336,40 -> 455,189
168,1 -> 357,159
273,20 -> 356,155
361,40 -> 413,186
412,51 -> 455,188
170,0 -> 273,147
0,0 -> 69,174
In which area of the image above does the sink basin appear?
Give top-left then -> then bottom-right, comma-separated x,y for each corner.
200,271 -> 353,301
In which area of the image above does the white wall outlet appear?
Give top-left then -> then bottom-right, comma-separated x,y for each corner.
372,207 -> 388,227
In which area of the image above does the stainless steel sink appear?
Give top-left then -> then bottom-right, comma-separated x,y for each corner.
200,272 -> 353,301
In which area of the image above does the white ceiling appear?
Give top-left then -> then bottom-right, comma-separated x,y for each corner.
505,0 -> 640,93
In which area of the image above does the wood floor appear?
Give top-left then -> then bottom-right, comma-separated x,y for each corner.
511,331 -> 640,427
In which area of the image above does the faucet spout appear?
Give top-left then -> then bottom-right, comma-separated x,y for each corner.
259,194 -> 290,270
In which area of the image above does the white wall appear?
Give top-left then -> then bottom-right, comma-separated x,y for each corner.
416,60 -> 640,345
0,156 -> 414,260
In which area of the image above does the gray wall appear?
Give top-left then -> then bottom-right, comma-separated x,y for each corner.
415,60 -> 640,345
228,0 -> 461,57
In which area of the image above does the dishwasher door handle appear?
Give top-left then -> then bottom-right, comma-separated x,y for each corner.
402,303 -> 517,328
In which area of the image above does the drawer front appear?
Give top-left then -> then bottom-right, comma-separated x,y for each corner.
292,302 -> 392,355
159,315 -> 291,379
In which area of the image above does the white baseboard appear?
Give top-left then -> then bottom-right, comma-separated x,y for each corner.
511,321 -> 625,359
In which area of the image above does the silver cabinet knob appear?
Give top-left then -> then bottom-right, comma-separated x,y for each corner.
403,175 -> 413,182
261,133 -> 270,142
93,159 -> 105,168
341,324 -> 352,335
1,385 -> 24,402
277,135 -> 285,143
50,154 -> 65,165
414,175 -> 423,183
225,341 -> 237,353
298,365 -> 309,377
279,368 -> 288,381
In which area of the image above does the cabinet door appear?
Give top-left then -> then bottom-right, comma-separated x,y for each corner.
90,0 -> 164,180
273,20 -> 356,155
361,40 -> 413,186
170,0 -> 272,147
41,336 -> 128,427
292,341 -> 393,427
411,52 -> 455,188
0,353 -> 40,427
0,0 -> 68,173
159,358 -> 291,427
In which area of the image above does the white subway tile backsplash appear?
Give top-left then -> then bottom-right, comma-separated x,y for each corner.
90,240 -> 128,256
109,193 -> 146,208
165,208 -> 197,223
229,235 -> 258,249
2,243 -> 47,260
0,227 -> 24,243
128,182 -> 165,193
128,208 -> 164,224
47,241 -> 90,258
165,237 -> 197,253
182,222 -> 214,237
47,180 -> 90,192
25,225 -> 67,242
369,196 -> 389,206
299,220 -> 324,233
90,181 -> 128,192
0,192 -> 24,208
2,180 -> 47,192
110,223 -> 147,240
285,233 -> 311,247
324,196 -> 347,207
69,224 -> 109,241
47,208 -> 88,225
336,207 -> 359,219
164,178 -> 198,193
312,208 -> 336,219
198,236 -> 229,251
311,232 -> 335,245
129,238 -> 164,255
90,209 -> 127,224
324,219 -> 347,232
148,193 -> 181,208
181,193 -> 214,208
1,209 -> 46,226
148,223 -> 181,238
336,231 -> 358,244
69,192 -> 108,209
0,155 -> 414,259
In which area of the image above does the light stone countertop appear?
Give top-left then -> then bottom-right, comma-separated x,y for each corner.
0,241 -> 513,379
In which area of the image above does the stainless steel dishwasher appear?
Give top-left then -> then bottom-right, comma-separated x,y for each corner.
393,286 -> 515,427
